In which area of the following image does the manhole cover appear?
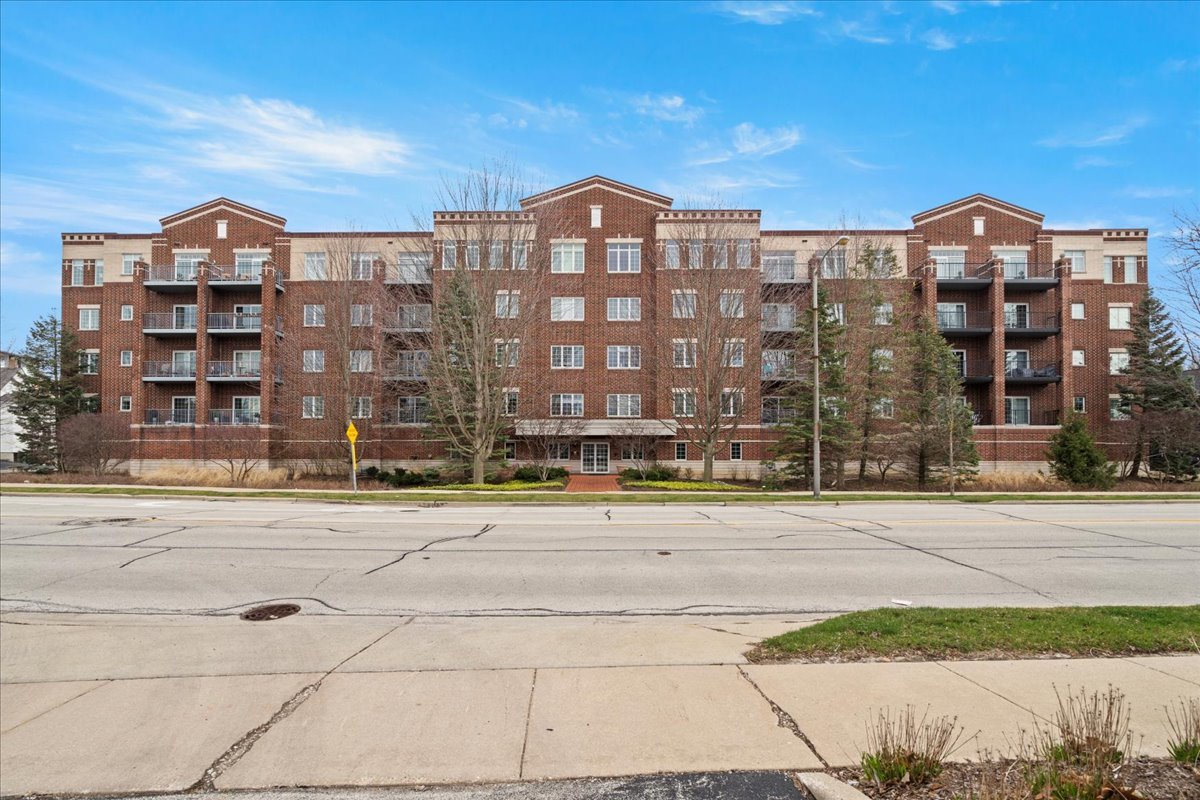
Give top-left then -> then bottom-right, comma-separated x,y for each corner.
239,603 -> 301,622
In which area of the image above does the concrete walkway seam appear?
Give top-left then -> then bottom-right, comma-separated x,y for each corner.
736,665 -> 829,767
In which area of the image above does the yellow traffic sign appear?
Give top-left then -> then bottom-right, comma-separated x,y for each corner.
346,422 -> 358,443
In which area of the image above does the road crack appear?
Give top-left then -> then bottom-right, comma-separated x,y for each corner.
363,523 -> 496,575
737,665 -> 828,767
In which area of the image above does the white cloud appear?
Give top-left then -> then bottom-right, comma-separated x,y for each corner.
0,240 -> 59,296
732,122 -> 805,157
631,94 -> 705,125
1161,56 -> 1200,74
1037,115 -> 1149,148
0,174 -> 160,233
487,113 -> 528,130
836,20 -> 893,45
498,97 -> 581,130
710,1 -> 820,25
1121,186 -> 1194,200
1074,155 -> 1117,169
922,28 -> 961,50
931,0 -> 962,13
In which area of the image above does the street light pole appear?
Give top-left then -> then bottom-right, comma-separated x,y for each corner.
810,236 -> 849,500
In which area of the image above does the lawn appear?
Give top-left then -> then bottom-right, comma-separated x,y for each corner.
749,606 -> 1200,662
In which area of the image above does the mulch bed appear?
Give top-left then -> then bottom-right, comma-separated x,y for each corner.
829,758 -> 1199,799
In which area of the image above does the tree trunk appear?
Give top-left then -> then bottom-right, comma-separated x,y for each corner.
472,451 -> 486,484
917,448 -> 927,490
1127,429 -> 1144,479
703,443 -> 715,481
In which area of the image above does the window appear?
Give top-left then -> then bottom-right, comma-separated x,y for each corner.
120,350 -> 133,367
351,397 -> 372,419
820,250 -> 847,279
730,442 -> 743,461
70,260 -> 85,286
350,252 -> 376,280
607,297 -> 641,321
303,396 -> 325,419
396,396 -> 430,424
873,348 -> 895,371
1005,350 -> 1030,375
79,352 -> 99,374
712,240 -> 729,269
234,252 -> 266,280
119,396 -> 132,412
232,350 -> 261,377
689,240 -> 704,269
503,441 -> 517,460
80,395 -> 100,413
591,206 -> 602,227
1071,302 -> 1085,320
495,290 -> 519,318
723,340 -> 745,367
762,349 -> 795,379
466,241 -> 480,270
1104,256 -> 1114,284
551,242 -> 585,273
1109,350 -> 1129,375
973,217 -> 985,235
120,305 -> 133,321
303,350 -> 325,373
512,241 -> 528,270
673,390 -> 696,417
675,442 -> 688,461
304,252 -> 327,280
551,297 -> 585,321
720,290 -> 745,318
607,243 -> 641,273
94,259 -> 104,285
78,307 -> 99,330
489,241 -> 505,270
551,345 -> 585,369
350,350 -> 374,373
761,396 -> 795,425
607,394 -> 641,418
621,444 -> 644,461
931,250 -> 966,279
996,250 -> 1029,280
173,252 -> 204,278
303,304 -> 325,327
1109,395 -> 1131,420
550,393 -> 584,417
122,254 -> 140,276
1004,303 -> 1029,328
1124,256 -> 1138,284
1073,396 -> 1086,414
495,340 -> 520,367
1072,349 -> 1086,367
736,240 -> 752,268
1004,397 -> 1030,426
761,303 -> 796,330
762,251 -> 795,281
672,290 -> 697,318
937,302 -> 966,329
548,442 -> 571,460
673,340 -> 696,368
665,240 -> 680,269
216,221 -> 228,239
1108,306 -> 1131,330
873,303 -> 894,325
721,390 -> 744,416
1064,250 -> 1085,273
869,250 -> 892,278
874,398 -> 895,419
351,304 -> 373,326
503,390 -> 519,416
607,345 -> 641,369
442,241 -> 457,270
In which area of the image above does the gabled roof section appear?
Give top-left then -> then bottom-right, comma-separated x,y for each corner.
912,194 -> 1044,226
520,176 -> 673,210
160,198 -> 286,229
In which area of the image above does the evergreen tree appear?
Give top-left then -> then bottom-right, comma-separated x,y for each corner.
899,316 -> 978,490
1117,291 -> 1200,478
774,287 -> 857,488
11,314 -> 84,469
1047,412 -> 1117,489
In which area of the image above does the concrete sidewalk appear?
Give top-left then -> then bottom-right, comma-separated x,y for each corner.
1,613 -> 1197,795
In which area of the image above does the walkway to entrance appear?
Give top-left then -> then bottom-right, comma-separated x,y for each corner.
564,473 -> 622,493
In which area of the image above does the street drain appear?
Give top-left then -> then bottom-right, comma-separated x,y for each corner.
239,603 -> 301,622
61,517 -> 137,525
657,551 -> 672,556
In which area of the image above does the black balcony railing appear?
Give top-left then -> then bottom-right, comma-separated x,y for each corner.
143,312 -> 197,331
937,309 -> 992,330
207,313 -> 262,331
208,264 -> 263,283
1004,311 -> 1060,331
142,361 -> 197,379
209,408 -> 262,426
143,408 -> 195,425
956,359 -> 993,381
1004,361 -> 1061,381
206,360 -> 262,379
999,261 -> 1059,281
145,265 -> 199,283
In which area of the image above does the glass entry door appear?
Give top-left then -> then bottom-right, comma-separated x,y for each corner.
581,443 -> 610,474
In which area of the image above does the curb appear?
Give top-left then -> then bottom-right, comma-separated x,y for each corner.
796,772 -> 871,800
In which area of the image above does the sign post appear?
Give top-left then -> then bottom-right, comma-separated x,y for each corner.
346,422 -> 359,493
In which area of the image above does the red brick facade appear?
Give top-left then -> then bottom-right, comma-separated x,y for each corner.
59,183 -> 1147,475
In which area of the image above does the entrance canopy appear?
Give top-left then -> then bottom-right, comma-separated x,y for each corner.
514,419 -> 677,437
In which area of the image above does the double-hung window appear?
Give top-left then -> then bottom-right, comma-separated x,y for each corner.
607,297 -> 641,321
672,290 -> 697,319
673,340 -> 696,368
511,241 -> 528,270
79,351 -> 100,374
723,340 -> 745,367
304,252 -> 328,279
551,243 -> 585,273
720,390 -> 744,416
302,396 -> 325,419
720,290 -> 745,318
606,394 -> 641,418
495,290 -> 520,319
303,304 -> 326,327
495,340 -> 520,368
94,259 -> 104,285
736,239 -> 753,268
1064,250 -> 1085,274
551,345 -> 584,369
350,252 -> 376,280
122,253 -> 141,276
70,260 -> 85,286
664,240 -> 680,269
1109,350 -> 1130,375
607,243 -> 641,273
551,297 -> 585,321
821,250 -> 847,278
489,241 -> 505,270
607,345 -> 641,369
673,389 -> 696,417
351,397 -> 372,419
442,241 -> 457,270
351,304 -> 373,326
303,350 -> 325,373
873,303 -> 894,325
350,350 -> 373,373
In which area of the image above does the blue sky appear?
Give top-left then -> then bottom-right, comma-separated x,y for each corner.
1,0 -> 1198,347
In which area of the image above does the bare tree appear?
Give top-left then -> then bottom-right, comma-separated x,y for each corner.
611,420 -> 661,479
58,413 -> 131,475
203,424 -> 266,484
1164,205 -> 1200,364
410,164 -> 567,484
513,348 -> 586,480
653,211 -> 761,481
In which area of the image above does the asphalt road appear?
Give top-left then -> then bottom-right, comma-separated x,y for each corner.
1,496 -> 1197,616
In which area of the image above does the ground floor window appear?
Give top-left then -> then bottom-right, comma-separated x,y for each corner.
547,442 -> 570,460
675,442 -> 688,461
730,442 -> 743,460
1004,396 -> 1030,426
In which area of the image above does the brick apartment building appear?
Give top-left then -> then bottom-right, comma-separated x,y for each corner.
58,176 -> 1147,476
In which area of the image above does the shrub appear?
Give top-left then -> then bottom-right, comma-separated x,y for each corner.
860,705 -> 965,787
1165,696 -> 1200,765
436,480 -> 566,491
623,479 -> 750,491
1047,413 -> 1117,489
620,465 -> 678,481
513,466 -> 569,481
363,466 -> 380,479
1036,685 -> 1132,770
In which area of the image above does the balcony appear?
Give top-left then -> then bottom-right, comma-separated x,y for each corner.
384,306 -> 433,332
206,360 -> 263,382
208,264 -> 261,289
760,308 -> 797,332
937,309 -> 992,336
209,408 -> 264,426
1004,311 -> 1060,337
385,351 -> 431,381
142,361 -> 197,382
761,356 -> 798,380
208,313 -> 262,333
761,254 -> 801,284
1001,262 -> 1060,291
385,261 -> 433,285
933,262 -> 993,292
1004,361 -> 1062,384
382,399 -> 431,425
143,313 -> 198,336
957,359 -> 993,385
143,408 -> 195,426
144,265 -> 198,292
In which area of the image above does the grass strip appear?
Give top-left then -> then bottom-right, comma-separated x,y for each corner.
749,606 -> 1200,663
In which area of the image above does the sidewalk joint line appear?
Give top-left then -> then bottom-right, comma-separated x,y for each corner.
1118,655 -> 1200,688
933,661 -> 1049,722
518,667 -> 538,779
0,680 -> 111,735
737,665 -> 829,767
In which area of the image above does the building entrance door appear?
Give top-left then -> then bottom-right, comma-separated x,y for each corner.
581,443 -> 610,474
